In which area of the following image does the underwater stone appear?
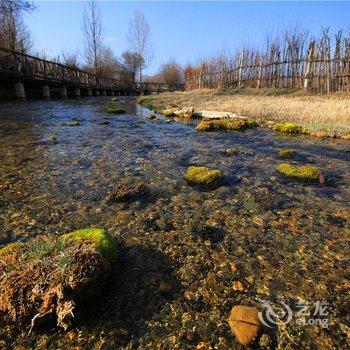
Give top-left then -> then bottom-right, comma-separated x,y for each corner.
228,305 -> 261,346
107,181 -> 148,203
279,149 -> 296,159
106,108 -> 126,114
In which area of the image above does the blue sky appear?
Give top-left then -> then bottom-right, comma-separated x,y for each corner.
27,1 -> 350,75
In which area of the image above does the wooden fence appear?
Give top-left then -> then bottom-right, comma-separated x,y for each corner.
185,36 -> 350,93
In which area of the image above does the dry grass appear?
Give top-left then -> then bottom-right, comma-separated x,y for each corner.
139,89 -> 350,134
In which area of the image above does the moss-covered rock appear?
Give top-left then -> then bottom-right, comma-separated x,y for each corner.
59,228 -> 117,263
0,242 -> 23,258
279,149 -> 296,159
196,118 -> 257,132
277,163 -> 319,180
106,108 -> 126,114
184,166 -> 223,188
275,122 -> 302,133
0,228 -> 118,332
162,108 -> 176,117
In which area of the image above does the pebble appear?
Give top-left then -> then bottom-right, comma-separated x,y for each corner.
228,305 -> 261,346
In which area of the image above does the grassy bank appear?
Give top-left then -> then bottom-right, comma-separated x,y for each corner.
138,88 -> 350,139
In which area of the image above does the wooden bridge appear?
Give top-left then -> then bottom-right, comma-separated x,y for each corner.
0,47 -> 184,100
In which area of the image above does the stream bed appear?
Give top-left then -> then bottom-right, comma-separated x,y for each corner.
0,97 -> 349,349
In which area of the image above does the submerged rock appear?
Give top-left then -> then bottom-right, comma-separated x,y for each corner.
275,122 -> 302,133
220,148 -> 239,156
69,120 -> 80,126
279,149 -> 296,159
228,305 -> 261,346
184,166 -> 223,188
107,181 -> 148,202
106,108 -> 126,114
277,163 -> 319,180
146,113 -> 157,120
196,118 -> 257,132
0,228 -> 117,332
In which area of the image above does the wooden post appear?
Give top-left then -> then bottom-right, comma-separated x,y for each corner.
257,58 -> 263,89
238,51 -> 244,88
304,42 -> 315,91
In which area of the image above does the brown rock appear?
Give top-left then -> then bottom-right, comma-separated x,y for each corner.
232,281 -> 244,292
228,305 -> 261,346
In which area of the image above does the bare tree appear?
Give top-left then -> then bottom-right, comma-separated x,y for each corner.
0,0 -> 34,52
81,0 -> 102,74
121,50 -> 144,82
127,10 -> 152,83
98,46 -> 119,78
158,58 -> 183,85
61,50 -> 80,68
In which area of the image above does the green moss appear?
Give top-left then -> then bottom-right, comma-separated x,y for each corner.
279,149 -> 296,159
220,148 -> 239,156
59,228 -> 117,262
277,163 -> 319,180
111,97 -> 118,101
0,242 -> 23,258
162,108 -> 176,117
184,166 -> 223,187
106,108 -> 126,114
146,113 -> 157,120
196,118 -> 257,132
275,122 -> 302,133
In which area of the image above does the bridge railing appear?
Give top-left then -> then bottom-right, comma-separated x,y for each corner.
0,47 -> 185,93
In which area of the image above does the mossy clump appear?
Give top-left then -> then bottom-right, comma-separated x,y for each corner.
275,122 -> 302,133
0,242 -> 23,258
0,228 -> 117,332
59,228 -> 117,263
279,149 -> 296,159
196,118 -> 257,132
162,108 -> 176,117
106,108 -> 126,114
276,163 -> 319,181
184,166 -> 223,188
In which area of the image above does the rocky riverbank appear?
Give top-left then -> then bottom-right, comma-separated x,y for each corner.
138,89 -> 350,139
0,97 -> 349,349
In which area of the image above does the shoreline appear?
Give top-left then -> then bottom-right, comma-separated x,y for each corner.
138,89 -> 350,140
